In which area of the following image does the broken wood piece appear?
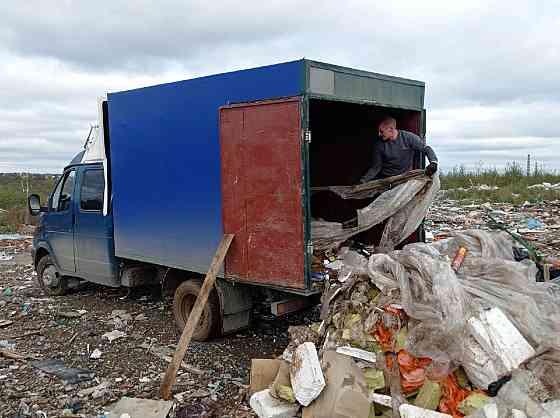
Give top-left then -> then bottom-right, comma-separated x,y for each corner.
8,330 -> 42,340
0,319 -> 13,328
0,348 -> 27,361
159,234 -> 234,400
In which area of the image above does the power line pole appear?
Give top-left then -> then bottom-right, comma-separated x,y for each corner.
527,154 -> 531,177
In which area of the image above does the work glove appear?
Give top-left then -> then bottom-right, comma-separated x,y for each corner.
425,162 -> 438,177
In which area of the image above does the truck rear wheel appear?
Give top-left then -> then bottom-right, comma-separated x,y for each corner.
37,255 -> 68,296
172,279 -> 220,341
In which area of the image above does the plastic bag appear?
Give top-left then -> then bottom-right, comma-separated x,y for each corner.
337,249 -> 369,283
430,230 -> 515,262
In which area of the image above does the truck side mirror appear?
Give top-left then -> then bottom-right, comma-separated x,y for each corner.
28,194 -> 45,216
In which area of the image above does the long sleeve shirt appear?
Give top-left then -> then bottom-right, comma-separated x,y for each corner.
360,130 -> 438,183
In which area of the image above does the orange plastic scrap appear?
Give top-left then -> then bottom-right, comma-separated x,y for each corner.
371,305 -> 406,352
397,350 -> 432,394
373,321 -> 395,352
438,373 -> 472,418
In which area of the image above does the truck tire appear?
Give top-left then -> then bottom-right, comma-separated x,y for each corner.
172,279 -> 220,341
36,255 -> 68,296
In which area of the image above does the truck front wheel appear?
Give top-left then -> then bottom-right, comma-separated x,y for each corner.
172,280 -> 220,341
36,255 -> 68,296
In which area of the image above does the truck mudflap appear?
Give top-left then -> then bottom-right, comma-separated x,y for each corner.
214,279 -> 253,335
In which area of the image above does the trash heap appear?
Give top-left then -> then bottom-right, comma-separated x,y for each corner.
249,229 -> 560,418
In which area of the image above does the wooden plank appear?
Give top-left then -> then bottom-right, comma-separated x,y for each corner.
159,234 -> 235,400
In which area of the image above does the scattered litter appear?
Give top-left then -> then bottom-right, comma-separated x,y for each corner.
102,330 -> 126,343
90,349 -> 102,359
527,218 -> 545,230
0,340 -> 16,350
0,253 -> 14,261
32,359 -> 95,385
104,397 -> 174,418
59,310 -> 87,319
2,287 -> 13,296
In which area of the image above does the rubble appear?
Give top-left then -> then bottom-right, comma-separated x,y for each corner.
104,396 -> 174,418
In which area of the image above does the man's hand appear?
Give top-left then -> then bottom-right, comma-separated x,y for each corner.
425,162 -> 438,176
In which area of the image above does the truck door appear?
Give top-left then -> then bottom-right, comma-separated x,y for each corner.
75,167 -> 118,285
220,98 -> 305,289
45,169 -> 76,273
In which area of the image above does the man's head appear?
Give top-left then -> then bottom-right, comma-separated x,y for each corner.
378,116 -> 398,141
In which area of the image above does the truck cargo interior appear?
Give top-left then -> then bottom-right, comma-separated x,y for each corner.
308,98 -> 422,246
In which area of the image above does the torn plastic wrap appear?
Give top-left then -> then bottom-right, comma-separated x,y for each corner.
311,169 -> 427,200
312,174 -> 440,251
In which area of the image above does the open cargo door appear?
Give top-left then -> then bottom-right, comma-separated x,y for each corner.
220,98 -> 305,289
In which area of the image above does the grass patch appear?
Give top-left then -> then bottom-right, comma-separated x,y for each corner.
441,162 -> 560,203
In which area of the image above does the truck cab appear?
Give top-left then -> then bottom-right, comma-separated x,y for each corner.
30,161 -> 118,295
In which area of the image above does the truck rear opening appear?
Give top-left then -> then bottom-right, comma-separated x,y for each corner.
308,98 -> 423,248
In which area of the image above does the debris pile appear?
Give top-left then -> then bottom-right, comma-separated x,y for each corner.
250,229 -> 560,418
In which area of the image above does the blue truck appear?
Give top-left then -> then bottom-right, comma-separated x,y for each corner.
28,59 -> 426,340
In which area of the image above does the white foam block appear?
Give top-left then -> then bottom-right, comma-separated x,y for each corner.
399,404 -> 452,418
290,342 -> 326,407
468,308 -> 535,372
249,389 -> 300,418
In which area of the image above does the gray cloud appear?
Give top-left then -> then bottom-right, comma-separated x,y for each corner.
0,0 -> 559,173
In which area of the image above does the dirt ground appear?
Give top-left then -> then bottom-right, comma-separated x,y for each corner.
0,244 -> 320,418
1,197 -> 559,417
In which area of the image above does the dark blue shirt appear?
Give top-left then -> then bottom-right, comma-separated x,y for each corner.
360,130 -> 438,182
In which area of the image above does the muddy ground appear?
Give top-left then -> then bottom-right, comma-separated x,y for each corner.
1,197 -> 559,417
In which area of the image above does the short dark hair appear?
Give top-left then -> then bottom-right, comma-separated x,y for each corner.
379,116 -> 397,128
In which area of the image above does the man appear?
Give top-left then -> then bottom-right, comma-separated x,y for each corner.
360,116 -> 438,183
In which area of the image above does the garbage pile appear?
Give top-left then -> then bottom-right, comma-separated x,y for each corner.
249,230 -> 560,418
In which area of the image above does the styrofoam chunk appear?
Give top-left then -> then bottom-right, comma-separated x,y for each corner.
465,308 -> 535,388
399,404 -> 452,418
249,389 -> 300,418
336,346 -> 377,364
369,393 -> 392,407
290,342 -> 326,406
511,410 -> 527,418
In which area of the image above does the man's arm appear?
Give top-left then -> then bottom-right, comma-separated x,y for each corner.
360,148 -> 382,183
403,131 -> 438,176
404,131 -> 438,163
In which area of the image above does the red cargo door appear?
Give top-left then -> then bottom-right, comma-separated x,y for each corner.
220,98 -> 305,289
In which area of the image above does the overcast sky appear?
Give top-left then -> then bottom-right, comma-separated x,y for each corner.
1,0 -> 558,173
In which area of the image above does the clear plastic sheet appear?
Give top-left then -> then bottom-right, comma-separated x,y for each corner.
311,174 -> 440,251
365,230 -> 560,387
